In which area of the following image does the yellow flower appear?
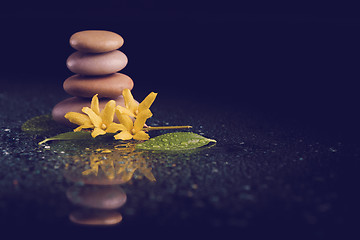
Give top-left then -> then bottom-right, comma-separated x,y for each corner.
116,89 -> 157,118
64,94 -> 124,138
114,109 -> 153,140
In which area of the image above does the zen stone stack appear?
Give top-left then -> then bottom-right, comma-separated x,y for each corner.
52,30 -> 134,126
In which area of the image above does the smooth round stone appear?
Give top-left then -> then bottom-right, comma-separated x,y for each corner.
52,96 -> 125,127
70,30 -> 124,53
69,209 -> 122,226
67,50 -> 128,75
66,185 -> 127,209
63,73 -> 134,98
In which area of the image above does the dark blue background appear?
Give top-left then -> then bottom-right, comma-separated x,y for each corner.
1,1 -> 359,139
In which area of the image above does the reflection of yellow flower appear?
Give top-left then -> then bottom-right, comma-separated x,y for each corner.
80,145 -> 156,182
116,89 -> 157,118
114,109 -> 153,140
65,94 -> 124,138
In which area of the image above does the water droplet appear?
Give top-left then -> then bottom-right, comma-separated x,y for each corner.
329,148 -> 337,153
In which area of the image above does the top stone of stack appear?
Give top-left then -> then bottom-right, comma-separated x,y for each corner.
70,30 -> 124,53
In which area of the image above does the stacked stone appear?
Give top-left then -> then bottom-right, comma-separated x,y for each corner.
52,30 -> 133,126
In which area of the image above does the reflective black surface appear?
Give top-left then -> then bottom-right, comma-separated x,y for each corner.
1,80 -> 359,239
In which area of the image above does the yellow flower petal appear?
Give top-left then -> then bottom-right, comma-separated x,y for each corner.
100,160 -> 115,180
115,111 -> 134,131
133,131 -> 150,140
83,164 -> 99,176
114,130 -> 133,140
64,112 -> 92,126
91,94 -> 100,115
116,105 -> 136,118
139,167 -> 156,181
73,125 -> 93,132
133,109 -> 153,133
91,127 -> 107,138
82,168 -> 96,176
82,107 -> 102,128
92,165 -> 99,176
138,92 -> 157,113
122,89 -> 138,114
119,169 -> 136,182
100,100 -> 116,126
73,126 -> 83,132
106,123 -> 127,133
116,166 -> 126,175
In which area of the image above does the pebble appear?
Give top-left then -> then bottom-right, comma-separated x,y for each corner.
52,96 -> 125,126
69,209 -> 122,226
66,50 -> 128,75
70,30 -> 124,53
66,185 -> 127,209
64,73 -> 134,98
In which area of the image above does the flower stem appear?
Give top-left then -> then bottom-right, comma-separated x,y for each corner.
144,125 -> 192,132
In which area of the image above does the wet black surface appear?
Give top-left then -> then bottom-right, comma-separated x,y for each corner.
0,80 -> 359,239
1,6 -> 360,239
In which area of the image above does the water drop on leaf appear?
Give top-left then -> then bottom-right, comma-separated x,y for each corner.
136,132 -> 216,151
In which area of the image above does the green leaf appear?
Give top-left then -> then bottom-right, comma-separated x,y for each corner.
22,114 -> 69,133
135,132 -> 216,151
38,131 -> 93,145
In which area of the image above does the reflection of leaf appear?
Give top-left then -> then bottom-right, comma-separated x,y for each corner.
136,132 -> 216,151
38,132 -> 93,145
22,114 -> 69,133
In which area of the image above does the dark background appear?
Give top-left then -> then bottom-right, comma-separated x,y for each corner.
1,1 -> 359,138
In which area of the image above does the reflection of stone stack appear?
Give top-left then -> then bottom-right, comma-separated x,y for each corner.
67,185 -> 126,226
52,30 -> 134,126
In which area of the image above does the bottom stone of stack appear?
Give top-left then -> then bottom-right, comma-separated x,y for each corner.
52,96 -> 126,127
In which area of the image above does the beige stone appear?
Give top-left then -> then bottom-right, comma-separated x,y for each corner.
63,73 -> 134,98
67,50 -> 128,75
70,30 -> 124,53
